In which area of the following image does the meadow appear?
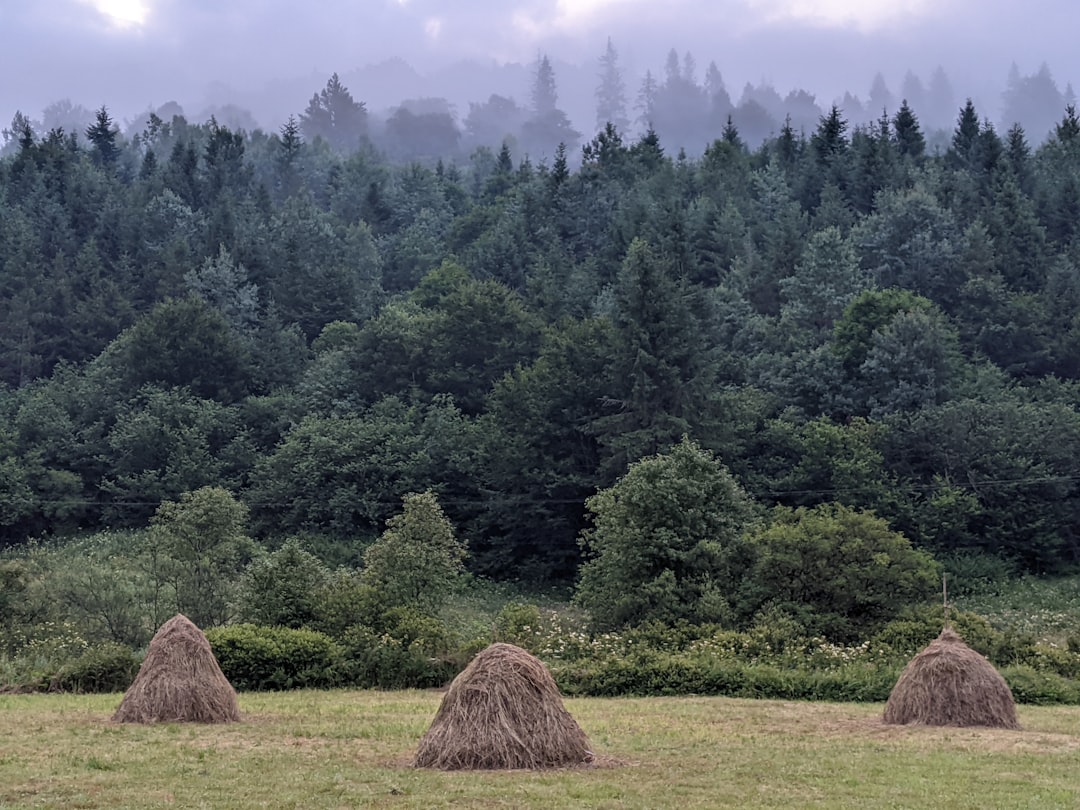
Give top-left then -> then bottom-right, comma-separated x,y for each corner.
2,690 -> 1079,809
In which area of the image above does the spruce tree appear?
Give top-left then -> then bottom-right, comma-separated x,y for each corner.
594,37 -> 629,134
892,99 -> 925,158
85,106 -> 119,166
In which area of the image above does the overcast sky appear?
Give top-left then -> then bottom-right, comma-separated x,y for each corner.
2,0 -> 1078,133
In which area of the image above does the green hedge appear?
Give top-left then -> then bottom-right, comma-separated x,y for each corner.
553,651 -> 1080,705
204,619 -> 462,691
554,653 -> 899,701
206,624 -> 346,691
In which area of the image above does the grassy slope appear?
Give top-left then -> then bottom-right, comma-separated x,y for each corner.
1,691 -> 1078,809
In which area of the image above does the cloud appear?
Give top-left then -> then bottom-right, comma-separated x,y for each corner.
742,0 -> 944,32
1,0 -> 1077,134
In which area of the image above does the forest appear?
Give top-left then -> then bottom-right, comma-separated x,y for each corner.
4,58 -> 1080,696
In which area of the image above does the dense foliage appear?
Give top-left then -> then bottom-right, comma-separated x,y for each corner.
5,93 -> 1080,579
6,77 -> 1080,697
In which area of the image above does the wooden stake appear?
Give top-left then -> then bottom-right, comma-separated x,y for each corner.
943,574 -> 950,629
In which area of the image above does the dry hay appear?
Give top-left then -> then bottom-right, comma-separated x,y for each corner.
883,627 -> 1020,730
113,614 -> 240,724
414,642 -> 593,770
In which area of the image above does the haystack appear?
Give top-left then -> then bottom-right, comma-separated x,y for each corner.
883,627 -> 1019,729
113,614 -> 240,724
414,642 -> 593,769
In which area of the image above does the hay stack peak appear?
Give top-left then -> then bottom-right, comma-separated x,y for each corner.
883,627 -> 1019,729
113,614 -> 240,724
414,642 -> 593,770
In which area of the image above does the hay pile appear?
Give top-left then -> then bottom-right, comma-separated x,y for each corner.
414,642 -> 593,770
113,614 -> 240,724
883,627 -> 1019,729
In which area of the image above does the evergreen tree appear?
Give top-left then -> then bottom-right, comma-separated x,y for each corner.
636,70 -> 659,130
722,115 -> 743,149
299,73 -> 367,153
948,99 -> 981,169
521,54 -> 579,157
704,61 -> 733,129
531,53 -> 559,116
275,115 -> 303,198
85,106 -> 119,166
780,226 -> 867,339
593,238 -> 717,473
868,72 -> 894,114
900,71 -> 927,118
1055,104 -> 1080,144
893,99 -> 926,158
926,65 -> 957,131
595,37 -> 629,134
813,105 -> 849,162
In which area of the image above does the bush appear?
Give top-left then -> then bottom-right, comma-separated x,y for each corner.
940,551 -> 1018,596
494,602 -> 544,651
206,624 -> 344,691
553,652 -> 899,701
1001,665 -> 1080,705
744,503 -> 941,642
871,607 -> 1004,659
49,642 -> 140,694
310,571 -> 382,638
237,538 -> 332,628
575,437 -> 755,631
337,625 -> 458,689
378,606 -> 455,654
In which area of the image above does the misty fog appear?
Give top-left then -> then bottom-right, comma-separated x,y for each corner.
3,1 -> 1079,157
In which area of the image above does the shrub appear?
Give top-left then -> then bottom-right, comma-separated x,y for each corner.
361,491 -> 467,614
206,624 -> 344,691
575,437 -> 755,631
871,607 -> 1003,659
337,625 -> 457,689
310,570 -> 382,638
49,642 -> 140,694
1001,665 -> 1080,705
237,538 -> 332,628
494,602 -> 544,651
744,503 -> 940,642
940,550 -> 1018,596
553,652 -> 899,701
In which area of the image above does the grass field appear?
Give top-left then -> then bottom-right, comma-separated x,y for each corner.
1,690 -> 1079,809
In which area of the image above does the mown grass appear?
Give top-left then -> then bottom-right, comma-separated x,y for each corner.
2,690 -> 1079,809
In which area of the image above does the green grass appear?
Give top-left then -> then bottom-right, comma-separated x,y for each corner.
2,690 -> 1079,809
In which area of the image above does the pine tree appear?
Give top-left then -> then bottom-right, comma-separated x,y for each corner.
812,105 -> 848,163
948,98 -> 981,167
868,72 -> 894,114
85,106 -> 119,166
593,238 -> 717,473
1056,104 -> 1080,144
299,73 -> 367,153
531,54 -> 558,117
722,114 -> 743,149
1005,123 -> 1032,191
595,38 -> 629,134
636,70 -> 658,130
521,55 -> 579,157
893,99 -> 925,158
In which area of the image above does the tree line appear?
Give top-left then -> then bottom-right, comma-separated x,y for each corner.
4,83 -> 1080,587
